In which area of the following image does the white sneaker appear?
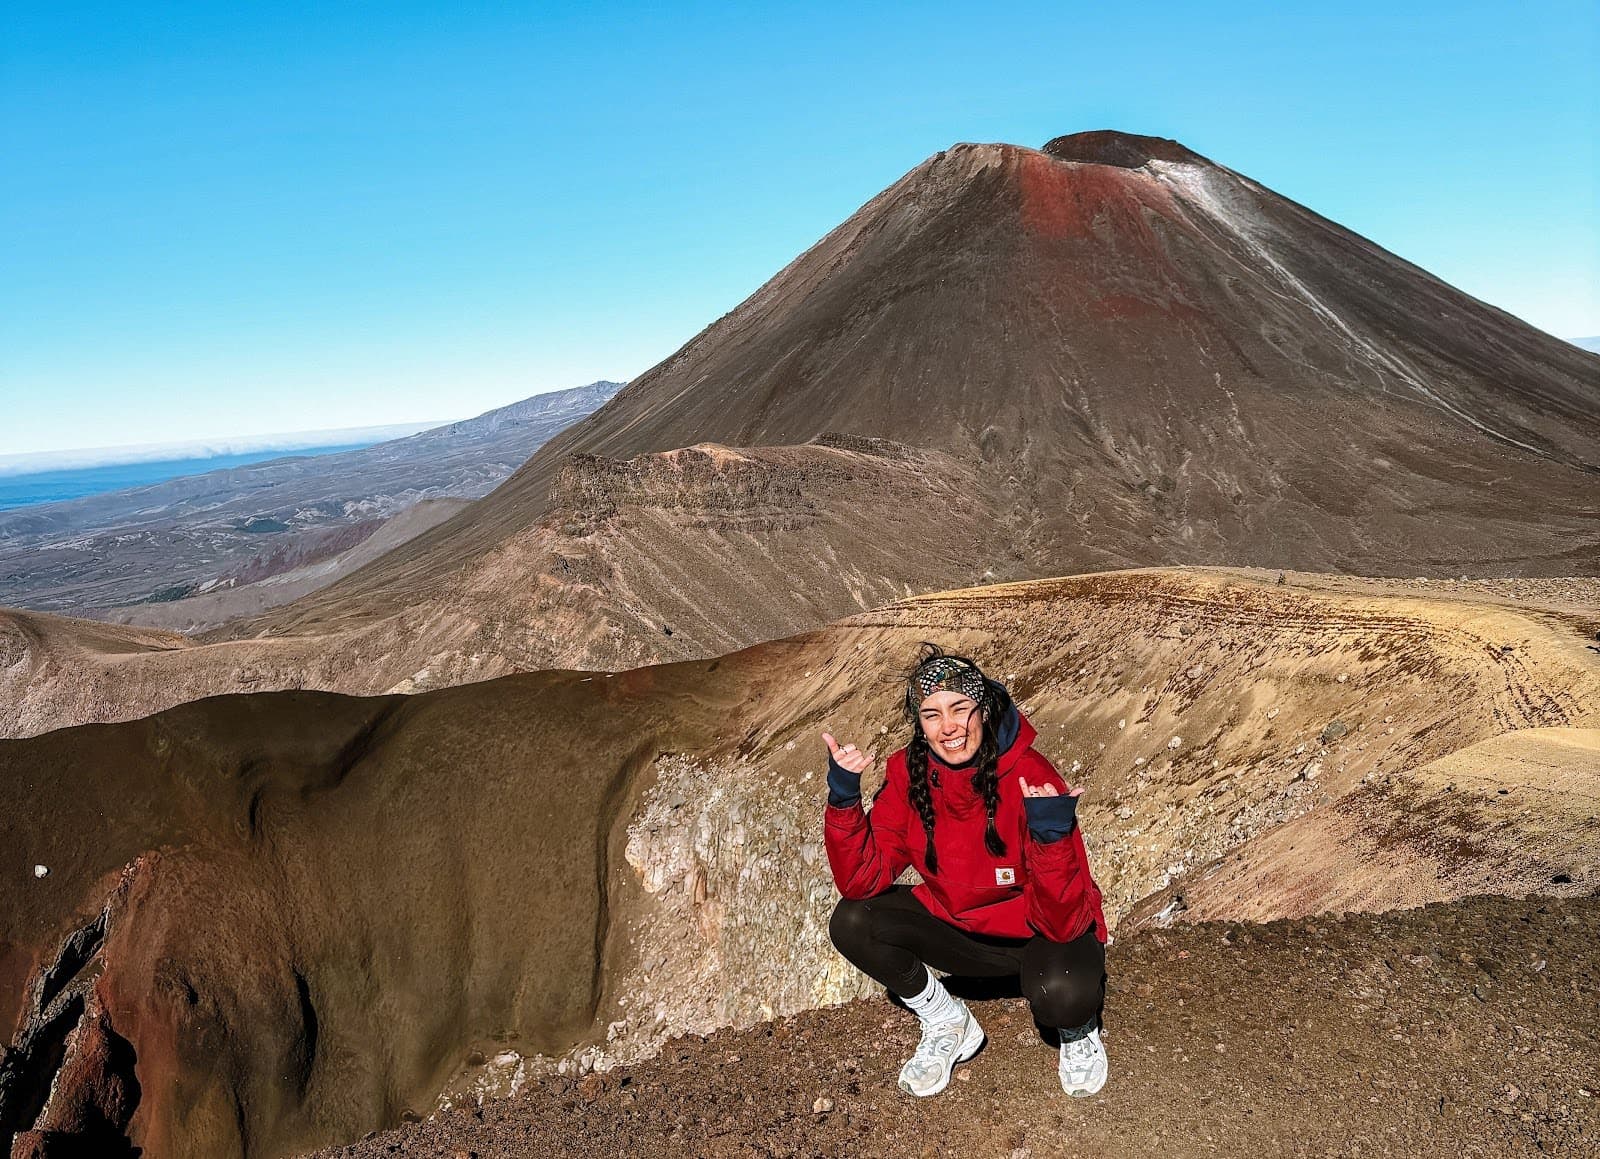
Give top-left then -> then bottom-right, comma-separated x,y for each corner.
1058,1027 -> 1108,1097
898,1003 -> 985,1097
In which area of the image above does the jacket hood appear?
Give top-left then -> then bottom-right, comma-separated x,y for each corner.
994,698 -> 1023,758
994,702 -> 1036,776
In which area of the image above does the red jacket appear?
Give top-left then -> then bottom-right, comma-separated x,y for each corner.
824,710 -> 1108,943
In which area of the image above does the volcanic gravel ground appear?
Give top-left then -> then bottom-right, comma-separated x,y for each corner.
310,895 -> 1598,1158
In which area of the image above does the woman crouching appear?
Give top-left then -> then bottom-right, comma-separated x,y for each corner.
822,644 -> 1109,1098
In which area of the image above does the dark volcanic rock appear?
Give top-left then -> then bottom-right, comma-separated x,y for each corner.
1042,128 -> 1208,168
28,987 -> 139,1152
0,680 -> 638,1158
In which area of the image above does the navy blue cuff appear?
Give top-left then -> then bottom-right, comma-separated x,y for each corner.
1023,793 -> 1078,843
826,754 -> 862,807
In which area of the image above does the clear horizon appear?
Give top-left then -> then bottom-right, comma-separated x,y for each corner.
3,1 -> 1595,457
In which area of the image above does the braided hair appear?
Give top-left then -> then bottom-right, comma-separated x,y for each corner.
901,643 -> 1010,874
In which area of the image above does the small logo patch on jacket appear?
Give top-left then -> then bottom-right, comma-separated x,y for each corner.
995,867 -> 1016,885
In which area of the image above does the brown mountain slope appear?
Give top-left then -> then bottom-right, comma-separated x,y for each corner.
260,128 -> 1600,636
3,569 -> 1597,1156
1,437 -> 1033,737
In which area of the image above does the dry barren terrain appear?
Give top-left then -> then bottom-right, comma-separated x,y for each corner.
3,568 -> 1597,1156
309,895 -> 1600,1159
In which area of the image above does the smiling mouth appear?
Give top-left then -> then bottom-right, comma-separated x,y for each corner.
941,737 -> 968,750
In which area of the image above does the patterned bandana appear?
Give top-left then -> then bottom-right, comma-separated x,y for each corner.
910,656 -> 987,707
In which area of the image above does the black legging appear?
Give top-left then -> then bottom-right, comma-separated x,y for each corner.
829,886 -> 1106,1032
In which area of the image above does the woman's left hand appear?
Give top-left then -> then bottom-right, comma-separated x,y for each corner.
1019,778 -> 1085,799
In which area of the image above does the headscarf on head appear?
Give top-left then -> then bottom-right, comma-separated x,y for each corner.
907,653 -> 989,715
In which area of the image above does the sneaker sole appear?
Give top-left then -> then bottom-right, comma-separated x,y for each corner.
1062,1070 -> 1108,1098
900,1017 -> 986,1098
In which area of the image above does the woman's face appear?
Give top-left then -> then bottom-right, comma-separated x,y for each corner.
918,690 -> 984,764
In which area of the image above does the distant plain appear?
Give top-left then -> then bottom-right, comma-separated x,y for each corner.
0,445 -> 384,511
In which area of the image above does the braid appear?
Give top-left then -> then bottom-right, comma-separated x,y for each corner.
905,731 -> 940,874
970,726 -> 1007,858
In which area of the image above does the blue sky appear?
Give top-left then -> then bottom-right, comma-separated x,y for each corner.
2,1 -> 1595,456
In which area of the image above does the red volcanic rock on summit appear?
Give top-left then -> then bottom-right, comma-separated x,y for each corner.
271,128 -> 1599,631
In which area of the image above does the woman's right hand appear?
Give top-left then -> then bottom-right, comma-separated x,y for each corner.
821,731 -> 874,806
822,732 -> 874,775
